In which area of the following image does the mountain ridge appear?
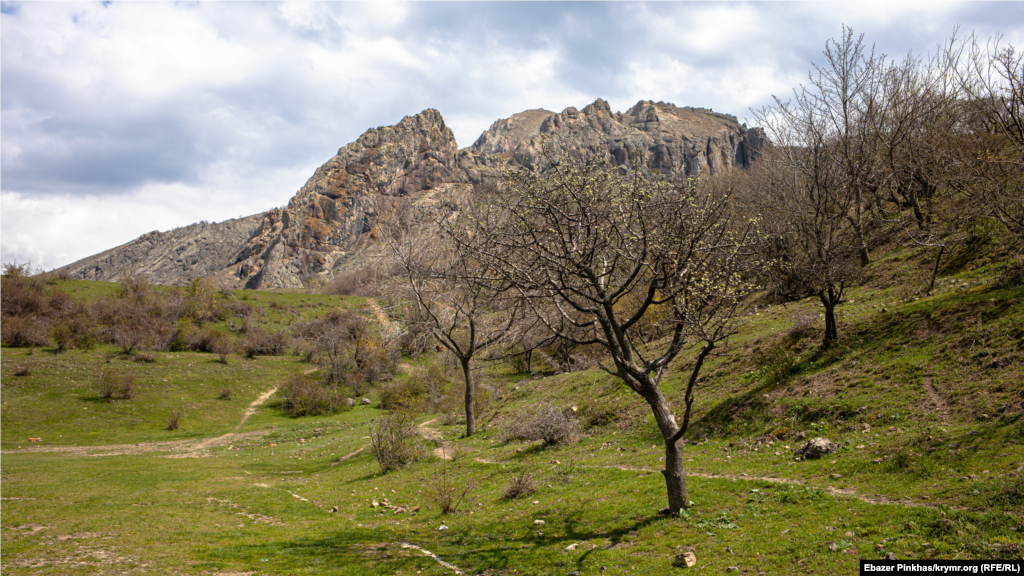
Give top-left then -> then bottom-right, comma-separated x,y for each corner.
55,99 -> 767,288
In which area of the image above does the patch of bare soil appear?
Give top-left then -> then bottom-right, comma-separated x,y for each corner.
922,377 -> 950,420
366,298 -> 404,340
415,418 -> 452,460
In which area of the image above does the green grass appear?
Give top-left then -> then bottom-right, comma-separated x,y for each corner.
2,261 -> 1023,574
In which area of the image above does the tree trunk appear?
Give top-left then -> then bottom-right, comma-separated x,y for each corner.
640,383 -> 690,513
461,358 -> 476,437
662,438 -> 688,513
820,291 -> 839,348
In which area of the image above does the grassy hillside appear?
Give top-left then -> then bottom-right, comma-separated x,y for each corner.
2,245 -> 1022,574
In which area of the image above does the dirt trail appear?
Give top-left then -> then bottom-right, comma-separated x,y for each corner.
2,385 -> 280,458
922,377 -> 950,420
416,418 -> 452,460
366,297 -> 403,340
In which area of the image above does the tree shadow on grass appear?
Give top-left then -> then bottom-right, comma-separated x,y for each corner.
201,512 -> 678,575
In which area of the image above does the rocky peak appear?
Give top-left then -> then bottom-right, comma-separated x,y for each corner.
468,108 -> 555,156
56,99 -> 767,290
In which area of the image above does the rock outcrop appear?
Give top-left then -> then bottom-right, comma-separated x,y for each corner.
474,98 -> 764,178
55,99 -> 767,288
54,214 -> 265,286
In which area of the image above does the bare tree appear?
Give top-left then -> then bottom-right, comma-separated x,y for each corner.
744,143 -> 862,348
948,34 -> 1024,248
447,156 -> 758,513
381,197 -> 520,437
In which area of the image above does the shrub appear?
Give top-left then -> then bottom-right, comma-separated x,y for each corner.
502,404 -> 580,445
14,366 -> 31,377
96,372 -> 137,400
212,338 -> 233,364
321,265 -> 385,297
427,457 -> 475,514
230,302 -> 255,318
502,470 -> 537,500
239,326 -> 289,357
219,388 -> 232,400
133,352 -> 156,363
282,374 -> 350,417
788,312 -> 818,340
49,317 -> 98,352
167,409 -> 185,430
0,316 -> 50,348
379,378 -> 427,411
367,410 -> 422,471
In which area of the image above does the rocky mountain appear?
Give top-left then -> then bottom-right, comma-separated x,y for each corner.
55,99 -> 766,289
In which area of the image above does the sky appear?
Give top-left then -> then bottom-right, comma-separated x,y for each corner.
2,1 -> 1023,271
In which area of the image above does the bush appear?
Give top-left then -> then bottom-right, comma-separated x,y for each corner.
219,388 -> 232,400
96,372 -> 137,400
169,320 -> 231,353
239,326 -> 289,357
167,409 -> 185,430
503,404 -> 580,445
427,460 -> 475,514
787,312 -> 818,340
367,410 -> 422,471
379,378 -> 427,411
282,374 -> 350,417
49,316 -> 98,352
14,366 -> 31,377
502,470 -> 537,500
1,316 -> 50,348
321,265 -> 385,297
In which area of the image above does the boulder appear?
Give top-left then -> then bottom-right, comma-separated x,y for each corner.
673,552 -> 697,568
795,437 -> 837,459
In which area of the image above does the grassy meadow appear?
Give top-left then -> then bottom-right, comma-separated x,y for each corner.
2,254 -> 1023,575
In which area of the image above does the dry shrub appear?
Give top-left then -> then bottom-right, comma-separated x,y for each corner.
0,274 -> 48,318
379,378 -> 427,411
366,410 -> 422,471
427,457 -> 475,514
170,321 -> 232,353
133,352 -> 156,363
49,316 -> 98,352
230,302 -> 256,318
502,470 -> 537,500
14,366 -> 31,377
219,388 -> 232,400
1,316 -> 50,348
282,374 -> 350,417
167,409 -> 185,430
321,265 -> 385,297
788,312 -> 818,340
239,326 -> 289,357
96,372 -> 137,400
503,404 -> 580,445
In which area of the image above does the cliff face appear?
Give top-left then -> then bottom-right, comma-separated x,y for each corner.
229,109 -> 464,289
55,100 -> 766,289
467,98 -> 764,178
54,214 -> 265,286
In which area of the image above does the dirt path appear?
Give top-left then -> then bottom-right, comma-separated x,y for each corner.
922,377 -> 950,420
366,297 -> 403,340
2,385 -> 280,458
416,418 -> 453,460
236,386 -> 279,430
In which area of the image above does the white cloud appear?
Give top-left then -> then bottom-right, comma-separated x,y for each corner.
3,1 -> 1023,269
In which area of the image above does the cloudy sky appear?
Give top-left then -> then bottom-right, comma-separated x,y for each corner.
2,1 -> 1022,271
